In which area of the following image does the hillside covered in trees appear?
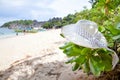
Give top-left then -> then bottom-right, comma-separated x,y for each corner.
0,17 -> 63,29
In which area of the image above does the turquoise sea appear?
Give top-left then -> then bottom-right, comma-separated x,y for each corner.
0,27 -> 46,39
0,28 -> 23,39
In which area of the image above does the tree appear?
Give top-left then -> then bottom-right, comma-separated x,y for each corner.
42,17 -> 62,29
42,22 -> 52,29
62,14 -> 76,26
89,0 -> 120,15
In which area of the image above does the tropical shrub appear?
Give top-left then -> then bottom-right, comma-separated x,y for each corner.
60,0 -> 120,79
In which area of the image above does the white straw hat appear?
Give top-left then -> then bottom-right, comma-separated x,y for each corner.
61,20 -> 119,69
62,20 -> 107,48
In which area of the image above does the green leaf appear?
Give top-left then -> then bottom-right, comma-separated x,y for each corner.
65,58 -> 75,64
113,35 -> 120,40
99,26 -> 105,32
81,48 -> 91,55
72,45 -> 81,53
75,55 -> 86,65
97,48 -> 108,54
107,26 -> 120,35
59,42 -> 73,49
63,46 -> 80,57
99,53 -> 112,71
116,23 -> 120,30
89,58 -> 101,76
60,33 -> 65,38
83,61 -> 90,73
72,63 -> 80,71
92,56 -> 105,71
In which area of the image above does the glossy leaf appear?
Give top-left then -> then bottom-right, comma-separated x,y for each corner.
81,48 -> 91,55
59,42 -> 73,49
72,63 -> 80,71
83,61 -> 90,73
75,56 -> 86,64
99,26 -> 106,32
89,58 -> 101,76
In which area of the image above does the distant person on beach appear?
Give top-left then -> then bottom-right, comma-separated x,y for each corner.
16,32 -> 18,36
23,29 -> 26,35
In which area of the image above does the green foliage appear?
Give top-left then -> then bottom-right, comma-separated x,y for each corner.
42,22 -> 52,29
42,17 -> 62,29
62,14 -> 76,26
89,0 -> 120,10
15,29 -> 23,32
25,29 -> 38,33
15,29 -> 38,33
1,20 -> 33,27
60,0 -> 120,77
1,22 -> 10,27
18,20 -> 33,25
60,42 -> 113,76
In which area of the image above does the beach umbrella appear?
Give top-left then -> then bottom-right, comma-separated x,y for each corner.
61,20 -> 119,69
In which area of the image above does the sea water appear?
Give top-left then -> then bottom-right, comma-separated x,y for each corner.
0,28 -> 22,39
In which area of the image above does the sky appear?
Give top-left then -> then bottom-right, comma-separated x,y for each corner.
0,0 -> 91,26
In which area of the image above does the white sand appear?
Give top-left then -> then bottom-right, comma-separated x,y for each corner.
0,29 -> 65,70
0,29 -> 94,80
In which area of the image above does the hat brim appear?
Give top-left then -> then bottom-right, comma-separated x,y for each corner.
61,23 -> 107,48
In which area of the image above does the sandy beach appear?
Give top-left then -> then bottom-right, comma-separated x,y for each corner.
0,29 -> 94,80
0,29 -> 65,70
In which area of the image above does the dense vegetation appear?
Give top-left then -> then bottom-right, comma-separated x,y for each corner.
1,18 -> 63,29
60,0 -> 120,79
42,17 -> 62,29
1,20 -> 33,28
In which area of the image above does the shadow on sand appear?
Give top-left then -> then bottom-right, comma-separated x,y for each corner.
0,51 -> 95,80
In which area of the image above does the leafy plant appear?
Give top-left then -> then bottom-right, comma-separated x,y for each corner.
60,39 -> 111,76
60,24 -> 120,76
60,1 -> 120,77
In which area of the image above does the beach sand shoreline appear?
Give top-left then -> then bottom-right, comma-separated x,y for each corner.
0,29 -> 94,80
0,29 -> 65,70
